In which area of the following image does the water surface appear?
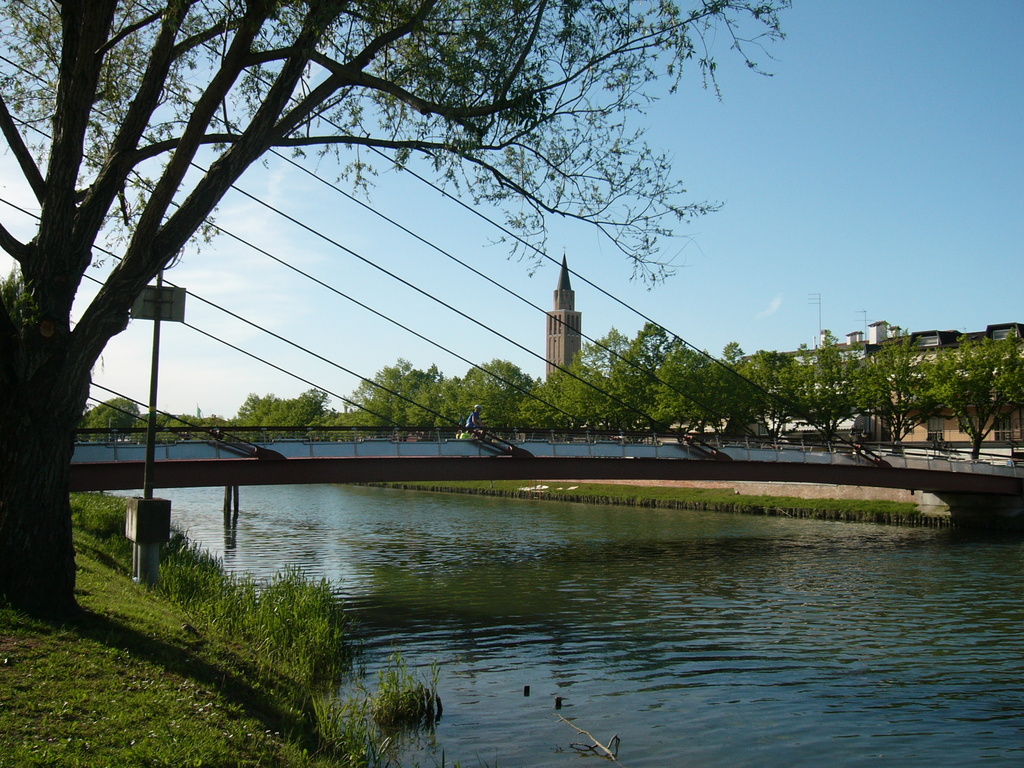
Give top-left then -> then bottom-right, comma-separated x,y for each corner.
162,484 -> 1024,767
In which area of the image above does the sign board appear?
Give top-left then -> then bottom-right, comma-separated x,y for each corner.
131,285 -> 187,322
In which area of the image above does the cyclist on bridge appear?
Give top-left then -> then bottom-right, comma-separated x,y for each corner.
464,405 -> 485,439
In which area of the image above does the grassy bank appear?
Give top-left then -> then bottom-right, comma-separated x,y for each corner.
0,494 -> 433,768
371,480 -> 935,526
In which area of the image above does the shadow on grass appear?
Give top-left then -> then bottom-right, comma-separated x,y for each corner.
58,599 -> 316,750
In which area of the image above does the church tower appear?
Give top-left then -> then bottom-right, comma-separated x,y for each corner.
545,256 -> 582,377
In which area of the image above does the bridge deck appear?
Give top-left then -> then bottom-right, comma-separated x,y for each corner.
70,437 -> 1024,496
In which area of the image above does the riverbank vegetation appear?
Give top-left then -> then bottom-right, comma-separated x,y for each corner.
372,480 -> 930,527
0,494 -> 439,767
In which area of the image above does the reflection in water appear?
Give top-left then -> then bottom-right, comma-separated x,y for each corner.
161,484 -> 1024,768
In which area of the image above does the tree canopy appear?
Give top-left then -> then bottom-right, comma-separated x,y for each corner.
78,397 -> 142,431
927,334 -> 1024,458
0,1 -> 789,612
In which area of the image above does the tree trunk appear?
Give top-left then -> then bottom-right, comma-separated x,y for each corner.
0,373 -> 84,617
970,435 -> 984,461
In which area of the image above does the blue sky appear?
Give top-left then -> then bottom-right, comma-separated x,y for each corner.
2,1 -> 1023,419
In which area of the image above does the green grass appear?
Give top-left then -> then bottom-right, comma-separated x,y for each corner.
373,479 -> 928,525
0,494 -> 365,767
159,541 -> 351,692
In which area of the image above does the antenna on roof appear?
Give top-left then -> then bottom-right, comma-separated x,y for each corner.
808,293 -> 822,348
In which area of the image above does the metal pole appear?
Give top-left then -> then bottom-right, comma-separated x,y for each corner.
142,271 -> 163,500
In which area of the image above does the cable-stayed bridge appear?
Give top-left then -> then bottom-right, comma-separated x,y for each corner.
71,427 -> 1024,529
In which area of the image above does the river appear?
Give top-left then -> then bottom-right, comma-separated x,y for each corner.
158,484 -> 1023,767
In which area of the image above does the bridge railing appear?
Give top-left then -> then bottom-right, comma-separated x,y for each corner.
885,454 -> 1022,477
71,427 -> 1024,478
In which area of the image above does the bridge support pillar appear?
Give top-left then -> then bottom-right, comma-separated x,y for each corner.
918,492 -> 1024,531
223,485 -> 239,526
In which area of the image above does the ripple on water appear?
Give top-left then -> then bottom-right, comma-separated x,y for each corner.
157,485 -> 1024,768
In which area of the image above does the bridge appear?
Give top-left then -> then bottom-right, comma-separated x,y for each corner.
71,427 -> 1024,528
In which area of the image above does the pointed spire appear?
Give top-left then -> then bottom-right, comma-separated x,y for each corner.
557,254 -> 572,292
546,253 -> 582,378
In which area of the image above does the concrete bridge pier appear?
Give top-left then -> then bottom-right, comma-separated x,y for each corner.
918,492 -> 1024,531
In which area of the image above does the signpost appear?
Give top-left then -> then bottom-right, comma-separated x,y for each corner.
125,274 -> 186,585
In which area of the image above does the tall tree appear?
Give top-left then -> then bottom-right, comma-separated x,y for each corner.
554,328 -> 630,429
349,359 -> 445,426
792,333 -> 862,444
0,1 -> 788,612
739,349 -> 800,441
454,359 -> 538,428
655,343 -> 710,433
234,388 -> 334,426
927,334 -> 1024,459
855,334 -> 937,443
656,341 -> 755,436
609,323 -> 675,430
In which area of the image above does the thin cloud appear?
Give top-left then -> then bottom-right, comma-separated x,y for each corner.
756,295 -> 783,320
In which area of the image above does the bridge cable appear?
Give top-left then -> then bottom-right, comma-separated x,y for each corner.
268,148 -> 749,433
74,267 -> 445,429
2,35 -> 737,432
0,109 -> 595,427
1,52 -> 777,438
190,177 -> 669,430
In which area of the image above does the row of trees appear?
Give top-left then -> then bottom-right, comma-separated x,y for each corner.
82,325 -> 1024,459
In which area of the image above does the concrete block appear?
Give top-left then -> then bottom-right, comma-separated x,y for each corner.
125,497 -> 172,543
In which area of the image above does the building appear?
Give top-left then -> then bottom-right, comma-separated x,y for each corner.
545,256 -> 582,378
830,320 -> 1024,452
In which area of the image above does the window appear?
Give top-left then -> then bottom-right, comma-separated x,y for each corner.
927,417 -> 945,443
994,414 -> 1014,442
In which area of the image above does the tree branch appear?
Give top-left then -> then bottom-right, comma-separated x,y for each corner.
172,14 -> 238,59
497,0 -> 547,102
347,0 -> 440,72
0,221 -> 29,263
76,2 -> 194,244
0,94 -> 45,203
95,9 -> 163,60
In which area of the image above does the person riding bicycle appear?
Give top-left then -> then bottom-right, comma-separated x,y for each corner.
464,404 -> 485,438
